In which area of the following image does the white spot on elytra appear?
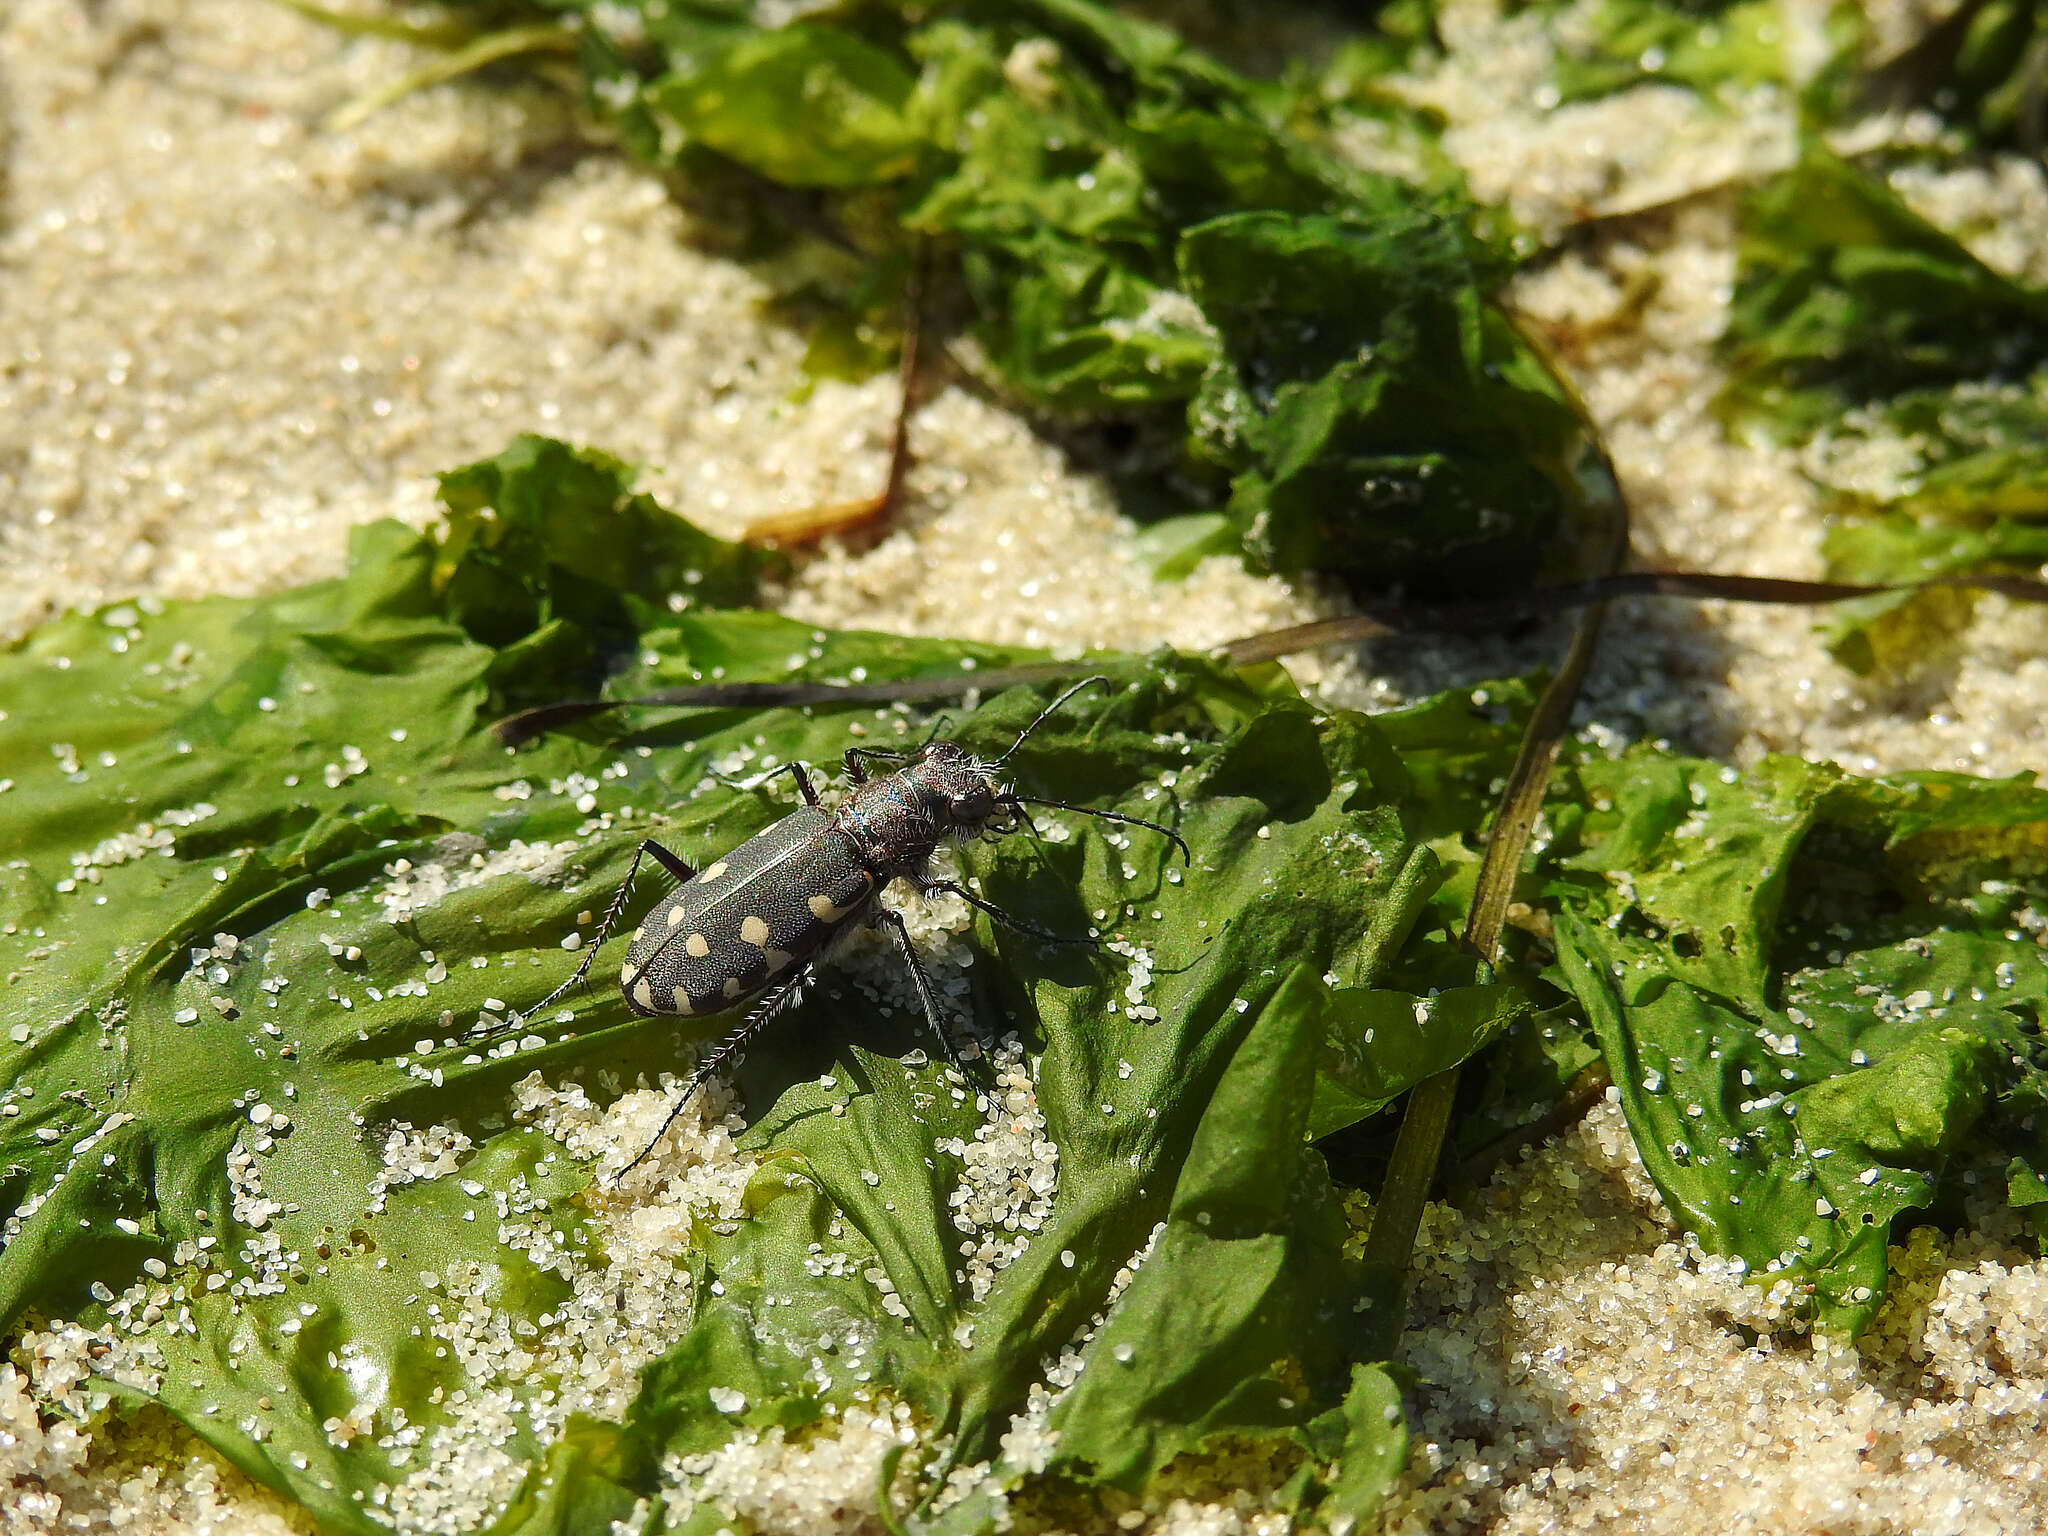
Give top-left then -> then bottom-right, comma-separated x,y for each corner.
632,979 -> 654,1011
666,905 -> 686,928
699,861 -> 729,882
740,915 -> 771,947
685,932 -> 711,958
670,987 -> 693,1015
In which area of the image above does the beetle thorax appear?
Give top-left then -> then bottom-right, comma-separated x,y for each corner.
838,741 -> 1006,874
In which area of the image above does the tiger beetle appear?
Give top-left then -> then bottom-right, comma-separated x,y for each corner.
528,677 -> 1189,1175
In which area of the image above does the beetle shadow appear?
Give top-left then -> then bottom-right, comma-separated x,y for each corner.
721,979 -> 976,1124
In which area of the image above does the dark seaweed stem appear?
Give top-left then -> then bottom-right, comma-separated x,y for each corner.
1217,567 -> 2048,667
1356,596 -> 1614,1355
495,564 -> 2048,746
1356,321 -> 1634,1354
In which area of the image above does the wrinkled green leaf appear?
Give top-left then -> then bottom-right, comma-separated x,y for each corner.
641,23 -> 921,189
1722,151 -> 2048,665
1178,207 -> 1599,594
1541,0 -> 1859,106
428,0 -> 1602,598
581,694 -> 1530,1526
1721,149 -> 2048,442
1807,373 -> 2048,671
1,436 -> 1541,1530
1818,504 -> 2048,673
434,433 -> 777,703
1129,511 -> 1237,580
1545,750 -> 2048,1332
1807,373 -> 2048,523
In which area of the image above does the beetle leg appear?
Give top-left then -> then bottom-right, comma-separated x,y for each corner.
843,744 -> 920,781
914,877 -> 1096,948
844,725 -> 947,780
614,962 -> 817,1180
515,838 -> 694,1028
641,841 -> 697,883
876,907 -> 967,1067
718,760 -> 820,806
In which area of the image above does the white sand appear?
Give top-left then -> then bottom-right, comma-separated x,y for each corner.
5,0 -> 2048,1530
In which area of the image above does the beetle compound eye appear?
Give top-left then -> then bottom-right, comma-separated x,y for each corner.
951,785 -> 994,821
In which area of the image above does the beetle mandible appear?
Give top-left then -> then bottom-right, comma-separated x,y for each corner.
529,677 -> 1189,1173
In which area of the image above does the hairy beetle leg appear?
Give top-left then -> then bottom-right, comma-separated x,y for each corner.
714,760 -> 822,806
877,906 -> 970,1068
510,837 -> 697,1029
615,960 -> 819,1179
916,876 -> 1096,948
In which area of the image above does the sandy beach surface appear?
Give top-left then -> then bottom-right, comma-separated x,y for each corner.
6,0 -> 2048,1530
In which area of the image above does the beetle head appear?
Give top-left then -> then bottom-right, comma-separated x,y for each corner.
917,741 -> 1003,835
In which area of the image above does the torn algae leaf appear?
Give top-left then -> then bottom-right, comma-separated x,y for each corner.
0,500 -> 1044,1530
633,17 -> 922,190
1304,4 -> 1473,209
1720,148 -> 2048,442
1721,151 -> 2048,665
1534,0 -> 1860,106
1805,373 -> 2048,522
434,433 -> 778,705
1817,501 -> 2048,674
895,1 -> 1434,417
0,519 -> 622,1533
1178,208 -> 1600,595
2009,1153 -> 2048,1247
1804,370 -> 2048,671
444,0 -> 1598,597
1544,749 -> 2048,1334
0,455 -> 1530,1529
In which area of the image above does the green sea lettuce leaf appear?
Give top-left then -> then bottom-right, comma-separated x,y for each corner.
1176,207 -> 1598,595
1721,150 -> 2048,665
1804,374 -> 2048,670
477,0 -> 1601,597
559,693 -> 1531,1528
639,21 -> 922,189
434,433 -> 778,704
1545,749 -> 2048,1334
0,436 -> 1531,1531
1543,0 -> 1859,105
1720,149 -> 2048,442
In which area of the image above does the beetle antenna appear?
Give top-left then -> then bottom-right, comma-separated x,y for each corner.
995,676 -> 1109,763
1007,795 -> 1190,864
